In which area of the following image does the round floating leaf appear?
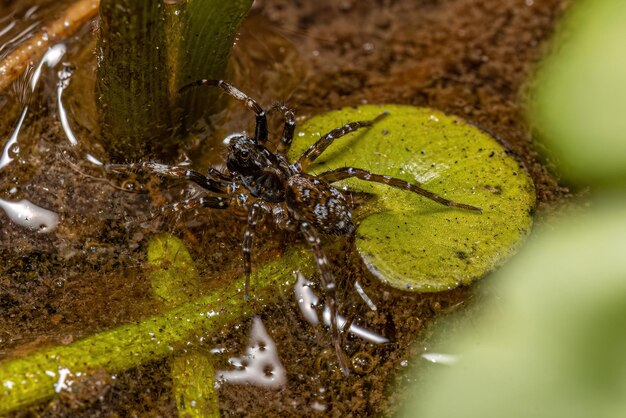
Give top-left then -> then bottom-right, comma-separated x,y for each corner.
289,105 -> 535,291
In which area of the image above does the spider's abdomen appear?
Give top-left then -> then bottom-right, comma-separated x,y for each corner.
286,174 -> 355,236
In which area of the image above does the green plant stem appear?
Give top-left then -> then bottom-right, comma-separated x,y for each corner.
171,352 -> 220,418
147,233 -> 218,418
0,248 -> 314,415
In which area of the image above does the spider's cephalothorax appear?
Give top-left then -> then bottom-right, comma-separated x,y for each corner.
107,80 -> 481,375
226,134 -> 292,203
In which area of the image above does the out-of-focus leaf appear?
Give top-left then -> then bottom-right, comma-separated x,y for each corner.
402,201 -> 626,418
531,0 -> 626,184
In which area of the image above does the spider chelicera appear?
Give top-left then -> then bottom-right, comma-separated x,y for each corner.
107,80 -> 481,375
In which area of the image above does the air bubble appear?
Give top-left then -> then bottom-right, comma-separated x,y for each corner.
351,352 -> 377,375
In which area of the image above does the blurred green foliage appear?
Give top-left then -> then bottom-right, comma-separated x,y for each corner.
530,0 -> 626,185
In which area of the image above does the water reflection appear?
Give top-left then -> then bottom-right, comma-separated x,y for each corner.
215,317 -> 287,388
0,197 -> 59,232
0,43 -> 66,170
57,65 -> 78,146
421,352 -> 460,365
294,271 -> 390,344
0,17 -> 39,61
0,43 -> 70,232
56,63 -> 102,165
0,105 -> 26,169
30,42 -> 65,92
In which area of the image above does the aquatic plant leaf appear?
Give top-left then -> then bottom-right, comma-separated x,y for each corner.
148,233 -> 200,307
289,105 -> 535,291
171,352 -> 220,418
97,0 -> 253,159
97,0 -> 172,160
171,0 -> 253,127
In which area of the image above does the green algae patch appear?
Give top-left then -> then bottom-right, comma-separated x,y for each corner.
289,105 -> 535,291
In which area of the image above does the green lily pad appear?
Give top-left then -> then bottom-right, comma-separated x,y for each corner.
289,105 -> 535,291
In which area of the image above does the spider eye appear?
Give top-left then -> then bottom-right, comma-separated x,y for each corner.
240,150 -> 250,159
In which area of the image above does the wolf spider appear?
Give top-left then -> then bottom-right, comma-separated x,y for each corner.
107,80 -> 481,375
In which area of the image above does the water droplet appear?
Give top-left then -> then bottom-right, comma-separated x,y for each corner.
121,179 -> 140,192
311,401 -> 327,411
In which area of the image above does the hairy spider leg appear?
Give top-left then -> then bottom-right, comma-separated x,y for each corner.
295,112 -> 388,172
242,201 -> 269,299
106,162 -> 228,194
178,79 -> 269,143
318,167 -> 482,212
271,102 -> 297,155
300,221 -> 351,376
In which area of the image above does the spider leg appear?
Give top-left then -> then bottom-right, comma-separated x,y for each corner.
178,79 -> 268,144
295,112 -> 387,172
159,195 -> 232,216
207,167 -> 233,182
143,195 -> 233,229
271,102 -> 297,155
106,162 -> 228,194
300,221 -> 350,376
270,203 -> 298,232
318,167 -> 482,212
243,201 -> 269,299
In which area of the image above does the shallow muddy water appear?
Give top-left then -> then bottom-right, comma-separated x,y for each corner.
0,0 -> 569,416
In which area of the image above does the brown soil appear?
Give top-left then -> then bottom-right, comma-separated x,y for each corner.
0,0 -> 571,416
240,0 -> 571,207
